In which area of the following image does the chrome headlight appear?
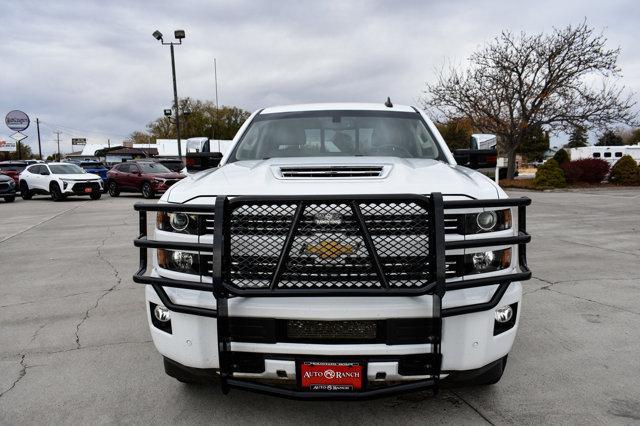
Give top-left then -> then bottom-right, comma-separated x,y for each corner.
156,212 -> 200,234
464,209 -> 512,234
157,249 -> 200,274
465,248 -> 511,274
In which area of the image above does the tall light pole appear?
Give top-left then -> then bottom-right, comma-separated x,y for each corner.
153,29 -> 186,160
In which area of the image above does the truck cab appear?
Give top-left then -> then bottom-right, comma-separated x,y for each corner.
133,102 -> 531,399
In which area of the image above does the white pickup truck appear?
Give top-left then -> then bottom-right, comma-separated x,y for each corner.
133,102 -> 531,399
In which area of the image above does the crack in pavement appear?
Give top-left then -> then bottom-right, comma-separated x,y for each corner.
557,238 -> 639,258
525,276 -> 640,316
0,354 -> 27,399
0,290 -> 109,309
450,390 -> 495,425
546,287 -> 640,316
74,224 -> 123,349
0,322 -> 49,399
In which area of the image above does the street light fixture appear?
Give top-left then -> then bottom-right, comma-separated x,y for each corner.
153,29 -> 186,160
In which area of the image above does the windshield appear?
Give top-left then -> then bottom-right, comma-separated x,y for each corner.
80,162 -> 106,169
0,164 -> 26,172
138,162 -> 171,173
49,164 -> 85,174
231,111 -> 443,162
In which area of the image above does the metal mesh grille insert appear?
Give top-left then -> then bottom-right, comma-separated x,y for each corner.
225,198 -> 434,292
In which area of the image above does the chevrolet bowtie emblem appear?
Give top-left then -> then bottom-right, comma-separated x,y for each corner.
304,240 -> 356,259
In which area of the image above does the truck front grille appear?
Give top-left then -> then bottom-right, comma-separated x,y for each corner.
216,198 -> 435,292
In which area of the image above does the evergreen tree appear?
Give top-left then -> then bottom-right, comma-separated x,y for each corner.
565,126 -> 588,148
596,130 -> 624,146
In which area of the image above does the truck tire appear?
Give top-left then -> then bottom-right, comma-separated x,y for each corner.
20,181 -> 33,200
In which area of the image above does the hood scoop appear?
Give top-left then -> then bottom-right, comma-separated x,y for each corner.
276,165 -> 387,179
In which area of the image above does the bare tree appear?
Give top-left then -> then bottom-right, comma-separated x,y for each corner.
421,22 -> 638,178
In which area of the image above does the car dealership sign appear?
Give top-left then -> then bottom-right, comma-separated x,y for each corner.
5,110 -> 30,132
0,138 -> 18,152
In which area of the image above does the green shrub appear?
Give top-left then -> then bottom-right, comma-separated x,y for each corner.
552,149 -> 570,165
609,155 -> 640,185
533,159 -> 566,189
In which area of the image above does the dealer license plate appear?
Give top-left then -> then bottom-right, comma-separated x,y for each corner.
300,361 -> 363,392
84,187 -> 92,193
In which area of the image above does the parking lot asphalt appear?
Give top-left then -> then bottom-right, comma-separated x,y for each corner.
0,189 -> 639,425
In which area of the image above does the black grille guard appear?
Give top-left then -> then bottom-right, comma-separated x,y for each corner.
132,193 -> 531,399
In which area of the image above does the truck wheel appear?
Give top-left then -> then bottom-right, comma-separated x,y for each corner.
90,192 -> 102,200
142,182 -> 155,199
20,181 -> 33,200
108,181 -> 120,197
4,196 -> 15,203
50,182 -> 65,201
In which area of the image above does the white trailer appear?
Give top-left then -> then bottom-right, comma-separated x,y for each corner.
569,144 -> 640,165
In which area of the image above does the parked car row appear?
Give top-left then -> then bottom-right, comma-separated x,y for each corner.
0,160 -> 186,202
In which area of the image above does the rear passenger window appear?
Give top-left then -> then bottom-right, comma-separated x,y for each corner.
604,152 -> 611,158
615,152 -> 622,158
593,153 -> 601,158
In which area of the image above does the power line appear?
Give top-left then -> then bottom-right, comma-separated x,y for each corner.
39,121 -> 129,139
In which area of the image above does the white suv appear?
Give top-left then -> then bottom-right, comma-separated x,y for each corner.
20,162 -> 103,201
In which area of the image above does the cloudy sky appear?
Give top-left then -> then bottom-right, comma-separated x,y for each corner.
2,0 -> 639,155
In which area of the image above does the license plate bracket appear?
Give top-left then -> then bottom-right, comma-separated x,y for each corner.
299,360 -> 364,392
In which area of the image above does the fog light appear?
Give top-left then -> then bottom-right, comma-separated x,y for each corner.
171,251 -> 195,272
170,212 -> 189,231
154,305 -> 171,322
495,305 -> 513,323
477,211 -> 497,231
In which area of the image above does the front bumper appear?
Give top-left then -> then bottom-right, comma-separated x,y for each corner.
145,281 -> 521,398
0,183 -> 16,196
62,180 -> 103,195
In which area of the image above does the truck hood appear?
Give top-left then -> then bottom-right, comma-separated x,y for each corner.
165,157 -> 503,203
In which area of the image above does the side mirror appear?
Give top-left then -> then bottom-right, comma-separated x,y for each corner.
453,149 -> 498,169
186,152 -> 222,173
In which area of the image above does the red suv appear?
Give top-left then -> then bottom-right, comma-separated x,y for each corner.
0,161 -> 28,185
107,161 -> 185,198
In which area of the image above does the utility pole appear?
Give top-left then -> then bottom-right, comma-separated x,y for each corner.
213,58 -> 219,143
108,138 -> 111,148
170,43 -> 182,160
55,131 -> 61,160
36,118 -> 43,160
153,29 -> 185,160
214,58 -> 219,110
